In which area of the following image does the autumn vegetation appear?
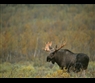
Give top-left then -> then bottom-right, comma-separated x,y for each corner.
0,4 -> 95,78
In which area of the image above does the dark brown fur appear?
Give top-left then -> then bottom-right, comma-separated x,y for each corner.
47,49 -> 89,73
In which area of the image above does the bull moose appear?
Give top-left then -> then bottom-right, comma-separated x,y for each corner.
43,41 -> 89,74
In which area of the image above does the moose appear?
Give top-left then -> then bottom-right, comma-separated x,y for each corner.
43,41 -> 89,74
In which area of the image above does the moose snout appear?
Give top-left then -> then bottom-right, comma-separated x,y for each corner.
46,56 -> 51,62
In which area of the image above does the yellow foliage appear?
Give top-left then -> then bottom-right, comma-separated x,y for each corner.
45,69 -> 70,78
19,65 -> 35,72
57,70 -> 63,75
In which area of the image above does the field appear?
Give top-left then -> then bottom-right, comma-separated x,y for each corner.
0,56 -> 95,78
0,4 -> 95,78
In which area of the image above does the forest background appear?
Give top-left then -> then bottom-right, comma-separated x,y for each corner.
0,4 -> 95,78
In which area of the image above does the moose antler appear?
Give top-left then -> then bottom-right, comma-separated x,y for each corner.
43,41 -> 53,52
51,41 -> 66,54
56,41 -> 66,51
43,41 -> 66,52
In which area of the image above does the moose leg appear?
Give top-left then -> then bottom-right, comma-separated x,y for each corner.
66,66 -> 70,73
